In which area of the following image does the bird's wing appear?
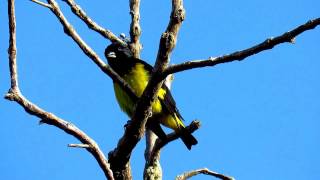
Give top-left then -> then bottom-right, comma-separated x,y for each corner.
160,85 -> 184,121
137,59 -> 184,121
136,58 -> 153,72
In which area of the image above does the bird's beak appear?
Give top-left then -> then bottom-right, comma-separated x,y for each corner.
107,51 -> 116,58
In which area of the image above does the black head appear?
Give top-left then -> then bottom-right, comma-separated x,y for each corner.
105,43 -> 136,76
105,43 -> 133,63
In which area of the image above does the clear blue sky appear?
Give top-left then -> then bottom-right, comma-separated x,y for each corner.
1,1 -> 319,180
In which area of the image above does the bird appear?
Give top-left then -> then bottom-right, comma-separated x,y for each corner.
105,43 -> 197,150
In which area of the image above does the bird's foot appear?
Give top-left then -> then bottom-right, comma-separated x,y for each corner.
124,119 -> 133,129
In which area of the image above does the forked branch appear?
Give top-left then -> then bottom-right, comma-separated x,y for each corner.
10,1 -> 320,180
108,1 -> 186,178
38,0 -> 138,102
109,0 -> 184,174
6,0 -> 114,179
30,0 -> 51,8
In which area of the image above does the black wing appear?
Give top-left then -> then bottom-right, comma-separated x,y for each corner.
136,59 -> 184,121
136,58 -> 153,72
160,85 -> 184,121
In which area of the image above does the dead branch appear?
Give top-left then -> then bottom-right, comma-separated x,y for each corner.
10,0 -> 320,179
175,168 -> 234,180
68,143 -> 90,148
149,121 -> 200,164
108,0 -> 185,179
41,0 -> 138,102
5,93 -> 114,180
30,0 -> 52,8
143,75 -> 174,180
163,18 -> 320,77
8,0 -> 18,93
129,0 -> 142,58
62,0 -> 126,46
6,1 -> 114,179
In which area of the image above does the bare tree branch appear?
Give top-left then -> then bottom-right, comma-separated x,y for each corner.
30,0 -> 52,9
148,121 -> 200,164
8,0 -> 18,93
129,0 -> 142,58
163,18 -> 320,77
176,168 -> 234,180
44,0 -> 137,102
144,131 -> 162,180
143,75 -> 174,180
5,93 -> 114,180
12,0 -> 320,179
108,1 -> 186,178
144,130 -> 158,161
68,143 -> 90,148
143,121 -> 199,180
63,0 -> 126,46
144,157 -> 162,180
6,1 -> 114,179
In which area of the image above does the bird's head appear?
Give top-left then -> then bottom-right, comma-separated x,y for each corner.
105,43 -> 133,63
105,43 -> 135,75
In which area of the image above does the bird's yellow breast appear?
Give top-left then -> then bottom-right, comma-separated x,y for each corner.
124,63 -> 148,97
113,63 -> 164,117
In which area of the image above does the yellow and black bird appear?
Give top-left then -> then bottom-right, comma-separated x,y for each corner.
105,43 -> 197,150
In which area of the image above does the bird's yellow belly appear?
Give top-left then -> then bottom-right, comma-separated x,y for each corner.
113,63 -> 184,131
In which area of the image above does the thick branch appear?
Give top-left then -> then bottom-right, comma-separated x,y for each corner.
6,1 -> 113,179
108,0 -> 185,178
143,76 -> 174,180
63,0 -> 126,46
163,18 -> 320,77
45,0 -> 137,102
175,168 -> 234,180
129,0 -> 142,58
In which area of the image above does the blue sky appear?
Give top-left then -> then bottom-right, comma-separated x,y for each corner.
1,0 -> 319,180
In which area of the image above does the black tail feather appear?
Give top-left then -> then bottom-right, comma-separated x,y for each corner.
147,121 -> 198,150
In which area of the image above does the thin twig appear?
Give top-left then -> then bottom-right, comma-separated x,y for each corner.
45,0 -> 137,102
6,1 -> 113,179
108,1 -> 186,178
68,143 -> 91,148
176,168 -> 234,180
163,18 -> 320,77
8,0 -> 18,93
129,0 -> 142,58
30,0 -> 52,9
63,0 -> 126,46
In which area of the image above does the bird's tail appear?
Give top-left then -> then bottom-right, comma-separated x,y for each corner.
180,128 -> 198,150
